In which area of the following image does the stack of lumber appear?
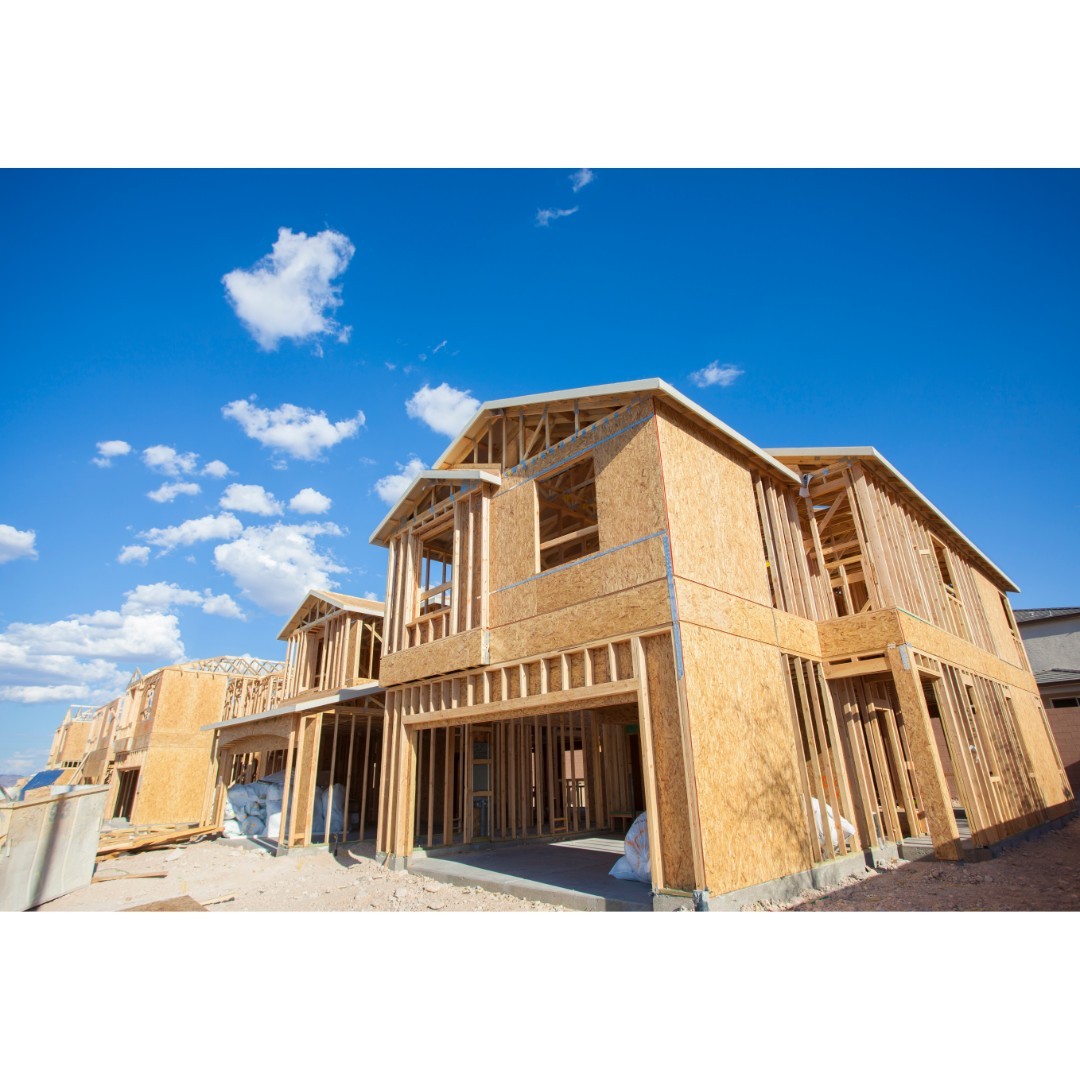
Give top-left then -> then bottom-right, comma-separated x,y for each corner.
96,823 -> 221,860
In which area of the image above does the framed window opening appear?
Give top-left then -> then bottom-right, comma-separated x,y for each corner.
536,457 -> 600,572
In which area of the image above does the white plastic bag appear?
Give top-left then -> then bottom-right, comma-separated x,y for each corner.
609,812 -> 651,884
811,796 -> 857,849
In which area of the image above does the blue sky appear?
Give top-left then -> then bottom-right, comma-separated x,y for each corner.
1,168 -> 1077,774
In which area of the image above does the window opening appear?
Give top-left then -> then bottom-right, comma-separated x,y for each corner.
536,457 -> 599,572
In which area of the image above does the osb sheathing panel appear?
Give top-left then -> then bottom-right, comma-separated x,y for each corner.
641,633 -> 696,890
593,412 -> 668,547
153,670 -> 229,734
654,403 -> 772,608
489,482 -> 537,592
680,623 -> 812,894
218,715 -> 294,751
818,609 -> 905,659
673,577 -> 822,658
501,398 -> 656,493
490,534 -> 668,625
971,568 -> 1028,669
897,611 -> 1035,691
380,627 -> 486,687
488,580 -> 673,665
1009,690 -> 1075,812
131,746 -> 212,824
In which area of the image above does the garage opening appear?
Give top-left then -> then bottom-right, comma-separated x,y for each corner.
410,704 -> 646,850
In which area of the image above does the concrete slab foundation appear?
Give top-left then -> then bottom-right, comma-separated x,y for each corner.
405,836 -> 652,911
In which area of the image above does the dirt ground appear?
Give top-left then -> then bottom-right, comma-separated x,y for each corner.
37,837 -> 570,912
777,814 -> 1080,912
35,814 -> 1080,913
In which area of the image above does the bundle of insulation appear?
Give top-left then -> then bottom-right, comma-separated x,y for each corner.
310,784 -> 345,839
223,781 -> 272,837
810,796 -> 857,850
609,812 -> 651,884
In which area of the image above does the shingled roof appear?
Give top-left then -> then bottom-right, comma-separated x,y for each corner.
1013,607 -> 1080,624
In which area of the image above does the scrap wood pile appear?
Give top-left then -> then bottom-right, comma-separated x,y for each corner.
96,822 -> 221,860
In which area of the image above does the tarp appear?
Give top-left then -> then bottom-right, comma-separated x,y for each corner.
19,770 -> 64,800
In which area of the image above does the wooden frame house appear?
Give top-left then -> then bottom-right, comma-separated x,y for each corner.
369,379 -> 1073,906
202,590 -> 386,850
67,657 -> 282,826
46,705 -> 96,770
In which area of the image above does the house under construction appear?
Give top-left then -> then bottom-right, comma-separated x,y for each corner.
364,379 -> 1073,907
55,656 -> 283,826
201,591 -> 386,849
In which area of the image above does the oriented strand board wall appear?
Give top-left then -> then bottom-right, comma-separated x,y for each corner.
593,414 -> 668,547
153,670 -> 229,734
1008,690 -> 1075,811
972,569 -> 1028,669
653,403 -> 773,607
680,622 -> 812,894
640,633 -> 696,890
133,740 -> 213,824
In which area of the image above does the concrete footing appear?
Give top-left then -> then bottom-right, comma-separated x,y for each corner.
659,843 -> 899,912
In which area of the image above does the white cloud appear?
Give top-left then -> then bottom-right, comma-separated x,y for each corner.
0,607 -> 186,705
139,512 -> 243,553
689,362 -> 745,389
363,591 -> 379,602
93,439 -> 132,467
122,581 -> 244,620
202,460 -> 231,478
374,457 -> 427,505
536,207 -> 578,227
118,545 -> 151,565
431,340 -> 447,354
222,227 -> 355,350
0,525 -> 37,564
2,748 -> 49,772
405,383 -> 480,438
143,444 -> 199,476
289,487 -> 332,515
214,522 -> 346,615
569,168 -> 594,192
222,399 -> 365,461
220,483 -> 284,517
147,481 -> 202,503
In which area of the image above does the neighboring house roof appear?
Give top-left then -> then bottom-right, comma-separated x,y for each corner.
19,769 -> 64,799
1034,669 -> 1080,686
277,589 -> 385,640
1013,607 -> 1080,624
765,445 -> 1019,593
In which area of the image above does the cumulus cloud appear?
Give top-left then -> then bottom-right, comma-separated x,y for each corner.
289,487 -> 332,515
143,444 -> 199,476
214,522 -> 346,615
405,383 -> 480,438
93,439 -> 132,468
0,607 -> 186,705
148,481 -> 202,504
536,207 -> 578,227
222,399 -> 365,461
374,457 -> 427,505
0,525 -> 37,564
689,362 -> 745,389
569,168 -> 594,192
220,483 -> 284,517
122,581 -> 244,620
202,460 -> 231,479
118,545 -> 151,565
222,227 -> 355,350
139,512 -> 243,553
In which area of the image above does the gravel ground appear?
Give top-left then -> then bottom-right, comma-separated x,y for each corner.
36,837 -> 570,912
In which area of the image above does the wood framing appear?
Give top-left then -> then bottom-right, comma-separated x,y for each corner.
368,380 -> 1072,903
